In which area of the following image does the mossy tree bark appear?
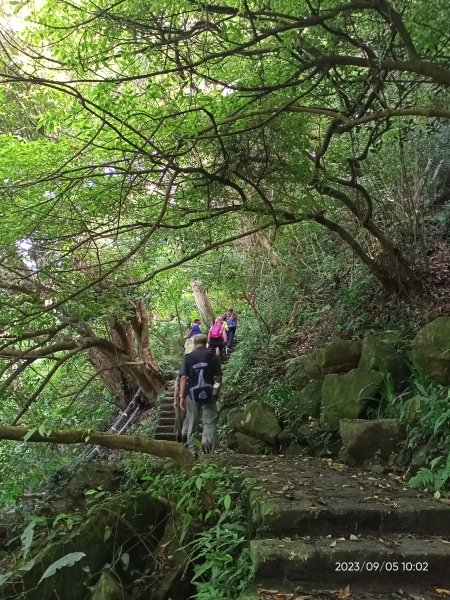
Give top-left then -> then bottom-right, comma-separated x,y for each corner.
0,425 -> 194,467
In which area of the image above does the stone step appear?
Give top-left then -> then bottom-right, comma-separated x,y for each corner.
239,582 -> 442,600
154,432 -> 176,441
250,536 -> 450,585
156,425 -> 175,433
254,495 -> 450,537
159,417 -> 176,426
155,423 -> 203,432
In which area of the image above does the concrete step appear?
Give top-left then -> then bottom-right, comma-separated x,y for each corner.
156,425 -> 175,433
250,536 -> 450,585
159,417 -> 176,426
154,432 -> 176,441
239,581 -> 442,600
254,494 -> 450,537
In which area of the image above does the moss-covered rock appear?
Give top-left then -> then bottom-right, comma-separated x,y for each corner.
49,462 -> 118,514
20,494 -> 167,600
411,317 -> 450,384
90,572 -> 126,600
235,432 -> 266,454
321,369 -> 384,430
285,381 -> 322,419
340,418 -> 405,463
227,402 -> 281,444
286,339 -> 361,390
358,331 -> 408,390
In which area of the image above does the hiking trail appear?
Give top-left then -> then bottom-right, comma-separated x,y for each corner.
213,454 -> 450,600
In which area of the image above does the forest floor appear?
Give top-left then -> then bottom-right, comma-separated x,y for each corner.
212,454 -> 450,600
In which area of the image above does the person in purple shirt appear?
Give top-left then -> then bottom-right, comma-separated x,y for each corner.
187,319 -> 202,338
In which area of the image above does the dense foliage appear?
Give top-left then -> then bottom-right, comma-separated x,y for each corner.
1,0 -> 450,510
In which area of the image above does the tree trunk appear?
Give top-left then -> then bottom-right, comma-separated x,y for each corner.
0,425 -> 194,467
191,280 -> 215,328
87,347 -> 130,408
315,181 -> 422,295
312,212 -> 421,294
80,299 -> 165,410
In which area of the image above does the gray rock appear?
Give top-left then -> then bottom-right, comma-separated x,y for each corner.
340,418 -> 405,463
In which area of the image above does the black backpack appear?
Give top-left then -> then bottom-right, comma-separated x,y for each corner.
189,361 -> 213,402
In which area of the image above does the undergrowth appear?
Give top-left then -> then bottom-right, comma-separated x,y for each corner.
379,371 -> 450,494
122,459 -> 255,599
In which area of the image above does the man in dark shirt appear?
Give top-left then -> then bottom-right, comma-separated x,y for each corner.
180,334 -> 222,455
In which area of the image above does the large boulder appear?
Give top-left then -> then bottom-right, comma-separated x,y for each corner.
411,317 -> 450,384
285,381 -> 322,419
321,369 -> 384,430
358,331 -> 408,390
286,339 -> 361,390
227,401 -> 281,444
235,432 -> 266,454
19,494 -> 167,600
340,419 -> 405,463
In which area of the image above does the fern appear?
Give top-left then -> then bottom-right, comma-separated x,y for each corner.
409,452 -> 450,493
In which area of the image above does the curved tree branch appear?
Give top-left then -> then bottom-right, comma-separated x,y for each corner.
0,425 -> 194,467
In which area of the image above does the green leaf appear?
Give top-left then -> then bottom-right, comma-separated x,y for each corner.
103,527 -> 112,542
0,572 -> 13,586
20,522 -> 35,559
23,428 -> 37,443
195,477 -> 203,491
223,494 -> 232,510
120,552 -> 130,570
38,552 -> 86,584
19,559 -> 35,572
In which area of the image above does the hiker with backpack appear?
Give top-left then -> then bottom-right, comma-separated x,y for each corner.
224,308 -> 238,349
179,334 -> 222,455
184,318 -> 202,354
207,316 -> 227,356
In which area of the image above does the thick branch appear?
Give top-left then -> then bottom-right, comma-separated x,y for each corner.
0,425 -> 194,467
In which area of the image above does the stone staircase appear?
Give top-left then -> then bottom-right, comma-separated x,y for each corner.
154,346 -> 234,442
154,382 -> 177,441
223,455 -> 450,599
